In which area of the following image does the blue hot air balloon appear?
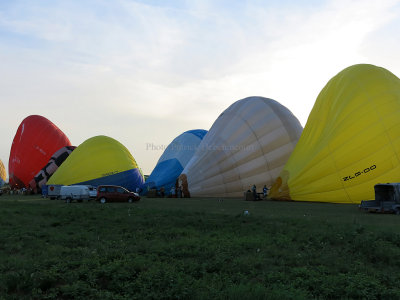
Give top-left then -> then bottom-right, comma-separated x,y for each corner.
144,129 -> 207,195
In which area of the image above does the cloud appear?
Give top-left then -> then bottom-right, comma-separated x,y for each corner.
1,0 -> 400,174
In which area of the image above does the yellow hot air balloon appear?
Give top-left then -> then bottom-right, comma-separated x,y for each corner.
0,159 -> 6,186
270,64 -> 400,203
47,136 -> 144,191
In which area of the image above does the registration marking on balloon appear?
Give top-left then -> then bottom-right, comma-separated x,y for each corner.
342,165 -> 376,182
102,171 -> 119,177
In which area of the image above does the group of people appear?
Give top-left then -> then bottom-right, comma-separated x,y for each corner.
250,184 -> 269,201
169,186 -> 184,198
154,185 -> 186,198
142,182 -> 190,198
4,187 -> 34,195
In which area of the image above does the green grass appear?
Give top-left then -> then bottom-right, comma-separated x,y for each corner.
1,194 -> 400,299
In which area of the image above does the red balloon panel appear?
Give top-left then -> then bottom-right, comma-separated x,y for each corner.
8,115 -> 71,189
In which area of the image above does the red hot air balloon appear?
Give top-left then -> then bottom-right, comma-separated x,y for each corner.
8,115 -> 71,189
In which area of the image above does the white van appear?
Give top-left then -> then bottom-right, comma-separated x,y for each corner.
60,185 -> 90,203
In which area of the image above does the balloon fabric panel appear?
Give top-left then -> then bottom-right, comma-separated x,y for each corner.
8,115 -> 71,189
180,97 -> 303,197
270,64 -> 400,203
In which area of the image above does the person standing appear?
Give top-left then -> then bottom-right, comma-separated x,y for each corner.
263,185 -> 269,198
252,184 -> 257,201
170,186 -> 176,198
160,186 -> 165,198
177,186 -> 182,198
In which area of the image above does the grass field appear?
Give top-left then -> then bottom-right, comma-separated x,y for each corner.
1,194 -> 400,299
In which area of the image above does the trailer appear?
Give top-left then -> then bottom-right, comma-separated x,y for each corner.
46,184 -> 63,200
60,185 -> 90,203
359,183 -> 400,214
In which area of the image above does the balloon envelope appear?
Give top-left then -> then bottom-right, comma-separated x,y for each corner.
47,135 -> 144,191
144,129 -> 207,193
8,115 -> 71,189
270,64 -> 400,203
29,146 -> 76,193
0,159 -> 6,186
180,96 -> 303,197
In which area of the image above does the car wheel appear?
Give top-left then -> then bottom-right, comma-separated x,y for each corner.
128,198 -> 133,203
100,197 -> 106,204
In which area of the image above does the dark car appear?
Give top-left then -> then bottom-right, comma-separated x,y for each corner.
96,185 -> 140,203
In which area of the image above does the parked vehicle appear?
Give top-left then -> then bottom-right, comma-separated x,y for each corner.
60,185 -> 90,203
359,183 -> 400,214
96,185 -> 140,203
47,184 -> 63,200
87,186 -> 97,198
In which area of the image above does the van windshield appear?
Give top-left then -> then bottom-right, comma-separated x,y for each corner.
375,185 -> 396,202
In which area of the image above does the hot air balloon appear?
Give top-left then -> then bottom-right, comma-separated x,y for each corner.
29,146 -> 76,193
0,159 -> 6,187
144,129 -> 207,194
270,64 -> 400,204
179,96 -> 303,197
47,135 -> 144,191
8,115 -> 71,189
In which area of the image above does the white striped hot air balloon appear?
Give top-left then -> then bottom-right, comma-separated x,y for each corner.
179,96 -> 303,197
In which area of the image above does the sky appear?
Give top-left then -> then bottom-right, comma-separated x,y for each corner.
1,0 -> 400,177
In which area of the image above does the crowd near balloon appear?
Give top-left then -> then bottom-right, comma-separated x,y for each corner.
2,63 -> 400,204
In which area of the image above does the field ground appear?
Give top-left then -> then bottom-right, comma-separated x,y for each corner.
1,194 -> 400,299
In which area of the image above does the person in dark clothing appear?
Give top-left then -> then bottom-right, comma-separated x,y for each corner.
160,186 -> 165,198
177,186 -> 182,198
252,184 -> 257,201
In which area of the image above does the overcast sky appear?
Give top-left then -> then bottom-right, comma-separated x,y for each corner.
1,0 -> 400,176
